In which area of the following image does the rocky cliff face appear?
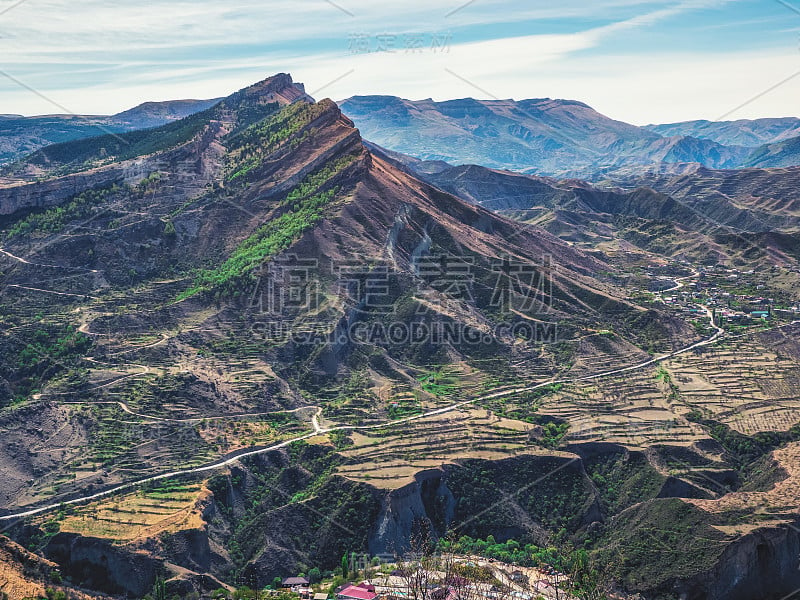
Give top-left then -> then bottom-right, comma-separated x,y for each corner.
698,523 -> 800,600
363,449 -> 800,600
0,170 -> 123,216
0,117 -> 226,216
368,469 -> 456,554
0,99 -> 220,168
45,532 -> 160,596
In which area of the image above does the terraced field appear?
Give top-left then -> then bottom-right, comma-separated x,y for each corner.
535,367 -> 703,447
665,328 -> 800,435
336,407 -> 533,487
320,363 -> 500,427
327,365 -> 541,488
488,324 -> 800,446
41,481 -> 207,541
330,320 -> 800,491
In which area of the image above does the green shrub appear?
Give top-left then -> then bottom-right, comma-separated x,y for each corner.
5,184 -> 122,240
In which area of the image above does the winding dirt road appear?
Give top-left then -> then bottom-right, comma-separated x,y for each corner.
0,310 -> 759,523
2,257 -> 796,524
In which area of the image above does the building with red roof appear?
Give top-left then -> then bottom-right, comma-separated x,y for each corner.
336,583 -> 378,600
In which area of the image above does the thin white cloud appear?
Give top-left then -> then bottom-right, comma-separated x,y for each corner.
0,0 -> 715,56
586,0 -> 738,39
0,0 -> 794,124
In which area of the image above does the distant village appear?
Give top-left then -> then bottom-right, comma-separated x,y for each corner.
640,262 -> 799,328
263,554 -> 571,600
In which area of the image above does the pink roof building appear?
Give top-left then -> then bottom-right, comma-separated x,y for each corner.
337,584 -> 378,600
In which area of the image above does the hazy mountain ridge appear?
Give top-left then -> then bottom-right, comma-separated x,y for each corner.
604,162 -> 800,228
341,95 -> 800,177
391,160 -> 800,268
743,135 -> 800,168
339,95 -> 744,176
645,117 -> 800,147
0,98 -> 220,167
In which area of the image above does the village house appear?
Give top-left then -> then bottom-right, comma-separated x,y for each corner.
283,576 -> 312,598
336,583 -> 378,600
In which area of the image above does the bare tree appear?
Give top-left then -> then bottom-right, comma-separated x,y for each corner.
393,527 -> 437,600
395,529 -> 521,600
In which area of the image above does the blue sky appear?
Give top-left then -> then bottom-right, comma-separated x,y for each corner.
0,0 -> 798,123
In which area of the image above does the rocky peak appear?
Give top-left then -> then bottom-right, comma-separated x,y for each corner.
227,72 -> 315,108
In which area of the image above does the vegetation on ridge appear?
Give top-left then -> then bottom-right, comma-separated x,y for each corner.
178,152 -> 358,300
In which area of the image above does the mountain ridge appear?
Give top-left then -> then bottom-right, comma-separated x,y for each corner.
341,95 -> 800,178
0,97 -> 221,167
645,117 -> 800,147
339,95 -> 754,177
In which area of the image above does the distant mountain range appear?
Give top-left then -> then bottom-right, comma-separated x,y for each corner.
0,98 -> 220,166
645,117 -> 800,147
340,96 -> 800,178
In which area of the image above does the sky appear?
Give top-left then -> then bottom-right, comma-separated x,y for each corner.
0,0 -> 798,124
